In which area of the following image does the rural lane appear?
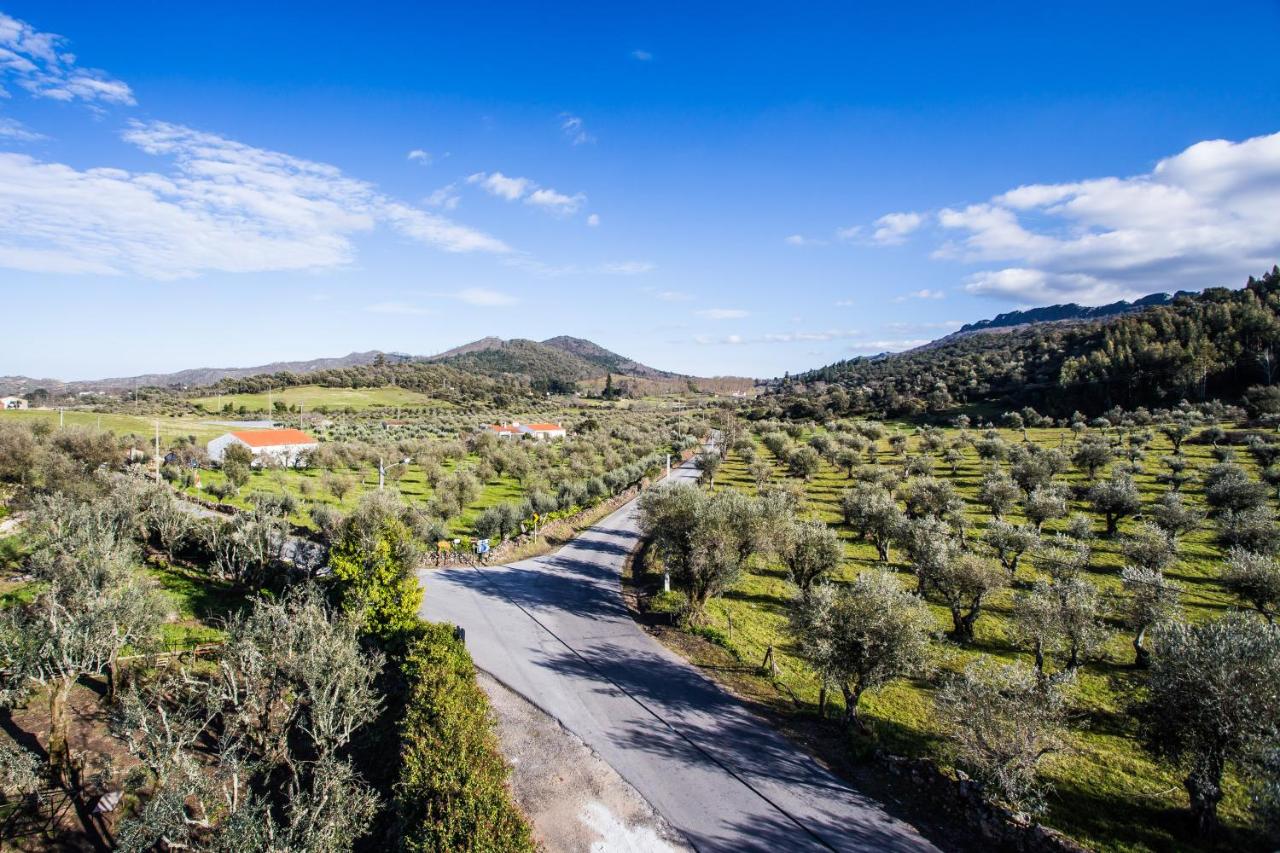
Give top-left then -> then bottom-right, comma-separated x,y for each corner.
420,457 -> 941,853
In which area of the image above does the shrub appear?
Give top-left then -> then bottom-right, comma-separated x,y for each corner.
394,624 -> 534,852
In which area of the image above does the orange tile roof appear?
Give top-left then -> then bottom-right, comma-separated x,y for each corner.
489,424 -> 521,433
230,428 -> 317,447
525,423 -> 563,431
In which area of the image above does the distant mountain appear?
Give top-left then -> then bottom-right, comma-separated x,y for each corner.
427,336 -> 681,385
540,336 -> 679,380
0,351 -> 407,396
1,335 -> 709,399
957,292 -> 1183,334
777,268 -> 1278,417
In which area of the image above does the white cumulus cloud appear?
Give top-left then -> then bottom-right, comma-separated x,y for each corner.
926,130 -> 1280,304
696,308 -> 749,320
871,211 -> 923,245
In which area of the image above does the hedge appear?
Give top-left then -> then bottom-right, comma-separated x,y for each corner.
394,623 -> 534,852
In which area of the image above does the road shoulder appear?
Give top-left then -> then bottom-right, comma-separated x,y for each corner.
477,670 -> 691,853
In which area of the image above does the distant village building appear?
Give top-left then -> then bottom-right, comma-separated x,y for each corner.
0,396 -> 28,409
207,428 -> 318,466
485,421 -> 567,440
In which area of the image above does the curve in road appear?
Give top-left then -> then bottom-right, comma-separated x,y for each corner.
420,458 -> 940,853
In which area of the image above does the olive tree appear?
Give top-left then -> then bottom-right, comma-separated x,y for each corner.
0,501 -> 165,778
1119,566 -> 1180,667
114,587 -> 382,852
695,449 -> 722,488
840,484 -> 904,562
927,550 -> 1005,643
1088,473 -> 1142,535
779,519 -> 844,593
789,572 -> 933,730
982,520 -> 1038,579
1072,439 -> 1113,480
637,484 -> 758,622
1137,614 -> 1280,834
1223,548 -> 1280,624
1024,483 -> 1069,532
1217,505 -> 1280,556
978,471 -> 1020,519
1147,491 -> 1205,541
936,661 -> 1068,814
1122,523 -> 1176,573
1012,578 -> 1105,673
1203,463 -> 1268,515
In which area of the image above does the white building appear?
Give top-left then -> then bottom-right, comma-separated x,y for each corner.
485,421 -> 567,440
207,428 -> 318,466
0,396 -> 28,409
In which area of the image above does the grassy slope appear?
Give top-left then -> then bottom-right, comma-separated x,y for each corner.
692,424 -> 1259,852
183,456 -> 526,537
0,409 -> 225,442
188,384 -> 441,412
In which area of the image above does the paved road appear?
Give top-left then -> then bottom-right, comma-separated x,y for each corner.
420,458 -> 940,853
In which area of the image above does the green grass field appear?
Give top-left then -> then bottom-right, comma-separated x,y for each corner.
0,408 -> 227,442
183,456 -> 526,537
678,423 -> 1264,851
188,384 -> 442,412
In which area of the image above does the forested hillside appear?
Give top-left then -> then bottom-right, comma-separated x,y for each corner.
774,268 -> 1280,419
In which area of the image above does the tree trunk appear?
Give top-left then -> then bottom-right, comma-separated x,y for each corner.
1106,514 -> 1118,535
817,686 -> 828,719
840,684 -> 867,732
1186,755 -> 1225,836
951,605 -> 977,643
1133,625 -> 1150,667
48,677 -> 74,781
1033,639 -> 1045,674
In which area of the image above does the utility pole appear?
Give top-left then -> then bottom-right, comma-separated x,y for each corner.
154,420 -> 161,484
666,453 -> 671,478
59,407 -> 64,428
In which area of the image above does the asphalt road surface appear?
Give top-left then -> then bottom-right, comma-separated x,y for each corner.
420,457 -> 940,853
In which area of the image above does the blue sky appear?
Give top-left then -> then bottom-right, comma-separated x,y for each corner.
1,2 -> 1278,381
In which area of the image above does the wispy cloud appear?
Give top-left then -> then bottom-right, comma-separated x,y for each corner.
467,170 -> 587,217
366,301 -> 431,316
785,234 -> 826,247
0,117 -> 44,141
424,183 -> 460,211
893,289 -> 945,301
526,187 -> 585,216
0,11 -> 134,105
467,171 -> 533,201
694,329 -> 863,345
407,149 -> 432,165
0,120 -> 508,279
586,213 -> 600,227
631,49 -> 653,61
648,288 -> 694,302
448,287 -> 518,307
560,113 -> 595,145
696,308 -> 749,320
594,260 -> 653,275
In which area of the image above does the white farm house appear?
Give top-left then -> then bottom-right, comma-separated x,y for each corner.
207,428 -> 318,467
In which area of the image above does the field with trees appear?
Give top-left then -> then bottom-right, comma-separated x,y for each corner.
0,397 -> 709,848
634,405 -> 1280,851
188,384 -> 442,413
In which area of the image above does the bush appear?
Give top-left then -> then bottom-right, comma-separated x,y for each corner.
394,624 -> 534,852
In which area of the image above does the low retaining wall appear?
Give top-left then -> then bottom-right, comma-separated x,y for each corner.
877,753 -> 1090,853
